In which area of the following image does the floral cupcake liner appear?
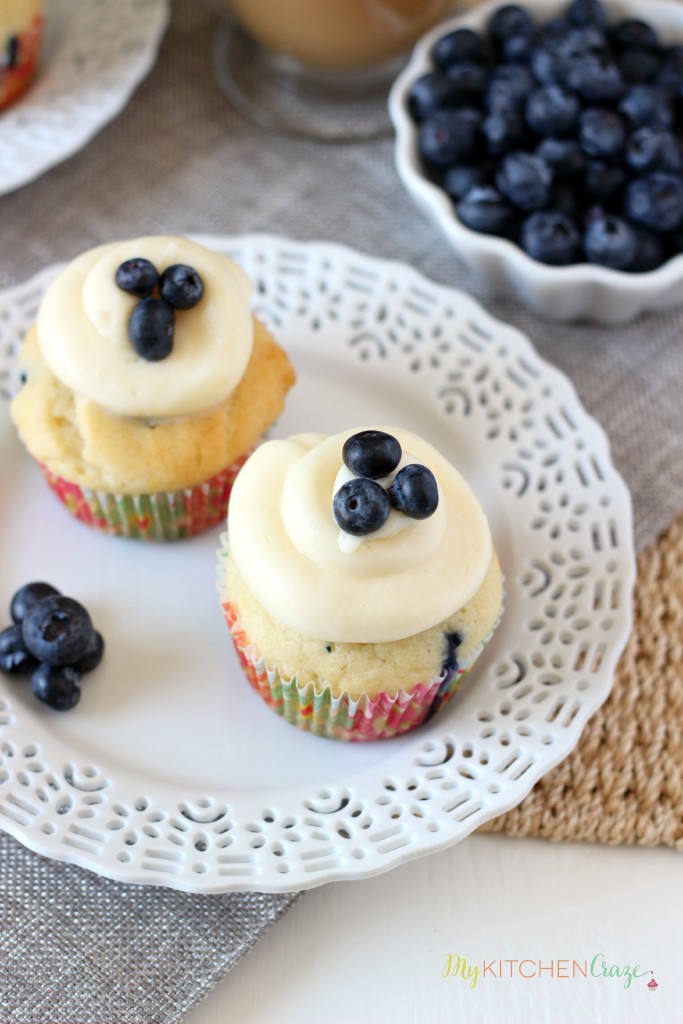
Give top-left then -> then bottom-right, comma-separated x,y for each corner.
40,453 -> 252,541
218,556 -> 501,741
1,13 -> 43,111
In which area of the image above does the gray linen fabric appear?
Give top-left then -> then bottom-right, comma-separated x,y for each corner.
1,0 -> 682,1021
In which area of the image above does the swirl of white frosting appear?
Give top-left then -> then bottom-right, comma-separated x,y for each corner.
228,427 -> 493,643
37,236 -> 253,418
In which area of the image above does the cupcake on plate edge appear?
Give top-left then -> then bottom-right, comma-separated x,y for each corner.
10,235 -> 296,540
219,427 -> 503,740
1,0 -> 43,111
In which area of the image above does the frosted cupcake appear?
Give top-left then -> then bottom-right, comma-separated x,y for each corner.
1,1 -> 43,111
219,427 -> 503,740
11,236 -> 296,540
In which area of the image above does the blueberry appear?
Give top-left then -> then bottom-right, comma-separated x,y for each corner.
584,214 -> 638,269
333,479 -> 391,536
0,625 -> 38,676
630,229 -> 665,273
426,631 -> 463,722
626,128 -> 681,174
444,61 -> 488,106
31,664 -> 81,712
496,151 -> 553,211
578,108 -> 626,160
619,85 -> 673,130
482,107 -> 527,156
22,596 -> 93,668
568,0 -> 608,31
500,30 -> 536,64
407,73 -> 460,121
128,297 -> 175,361
611,19 -> 660,52
72,630 -> 105,675
7,36 -> 19,68
618,47 -> 659,85
566,55 -> 625,103
583,160 -> 627,205
159,264 -> 204,310
486,62 -> 535,110
432,28 -> 485,69
442,163 -> 492,201
626,173 -> 683,232
10,581 -> 60,624
388,465 -> 439,520
657,46 -> 683,92
115,258 -> 158,299
488,5 -> 535,48
521,211 -> 581,265
535,137 -> 585,179
559,25 -> 608,62
418,109 -> 481,168
457,186 -> 516,236
541,18 -> 572,50
525,85 -> 579,136
342,430 -> 402,479
530,46 -> 565,86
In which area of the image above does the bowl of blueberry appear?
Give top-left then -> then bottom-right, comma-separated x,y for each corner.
389,0 -> 683,323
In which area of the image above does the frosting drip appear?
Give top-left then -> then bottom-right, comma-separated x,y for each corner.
37,236 -> 254,418
228,427 -> 493,643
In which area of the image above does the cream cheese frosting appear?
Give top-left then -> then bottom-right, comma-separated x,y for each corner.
227,427 -> 493,643
37,236 -> 254,419
1,0 -> 41,38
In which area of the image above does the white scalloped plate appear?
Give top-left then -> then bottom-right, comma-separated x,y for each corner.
0,235 -> 634,893
0,0 -> 169,196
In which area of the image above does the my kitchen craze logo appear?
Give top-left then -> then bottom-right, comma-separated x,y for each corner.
441,954 -> 658,991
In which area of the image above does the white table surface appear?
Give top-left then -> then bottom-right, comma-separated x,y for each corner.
185,832 -> 680,1024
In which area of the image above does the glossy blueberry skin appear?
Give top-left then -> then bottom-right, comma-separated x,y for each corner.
525,85 -> 579,137
568,0 -> 608,31
442,163 -> 492,201
657,46 -> 683,92
72,630 -> 105,675
408,73 -> 460,121
333,478 -> 391,537
486,62 -> 535,111
159,264 -> 204,310
457,186 -> 516,236
432,28 -> 485,69
22,596 -> 93,668
496,151 -> 553,212
626,128 -> 682,175
626,173 -> 683,232
0,625 -> 38,676
559,25 -> 609,62
10,582 -> 60,624
342,430 -> 402,480
530,45 -> 566,86
482,107 -> 527,157
618,46 -> 659,84
521,211 -> 581,265
535,137 -> 585,179
488,5 -> 534,47
444,61 -> 488,106
128,297 -> 175,361
500,30 -> 536,64
31,664 -> 81,712
115,258 -> 159,298
619,85 -> 673,130
566,55 -> 625,103
389,465 -> 439,520
578,108 -> 626,160
584,214 -> 638,269
418,108 -> 481,168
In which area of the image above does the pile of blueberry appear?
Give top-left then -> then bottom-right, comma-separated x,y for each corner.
0,583 -> 104,711
116,258 -> 204,361
333,430 -> 439,536
407,0 -> 683,270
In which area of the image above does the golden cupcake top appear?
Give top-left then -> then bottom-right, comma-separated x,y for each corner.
37,236 -> 254,419
227,427 -> 493,644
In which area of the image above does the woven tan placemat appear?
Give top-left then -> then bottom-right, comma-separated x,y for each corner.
480,512 -> 683,850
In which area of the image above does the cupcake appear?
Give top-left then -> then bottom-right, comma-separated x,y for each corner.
1,1 -> 43,111
219,427 -> 503,741
11,236 -> 296,540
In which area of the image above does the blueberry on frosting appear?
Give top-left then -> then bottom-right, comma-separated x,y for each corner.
160,264 -> 205,310
333,478 -> 391,536
389,464 -> 439,520
115,257 -> 205,362
115,258 -> 159,298
128,297 -> 175,362
342,429 -> 402,479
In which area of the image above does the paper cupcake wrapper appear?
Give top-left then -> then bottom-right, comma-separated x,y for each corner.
40,453 -> 252,541
220,594 -> 500,742
0,14 -> 43,110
